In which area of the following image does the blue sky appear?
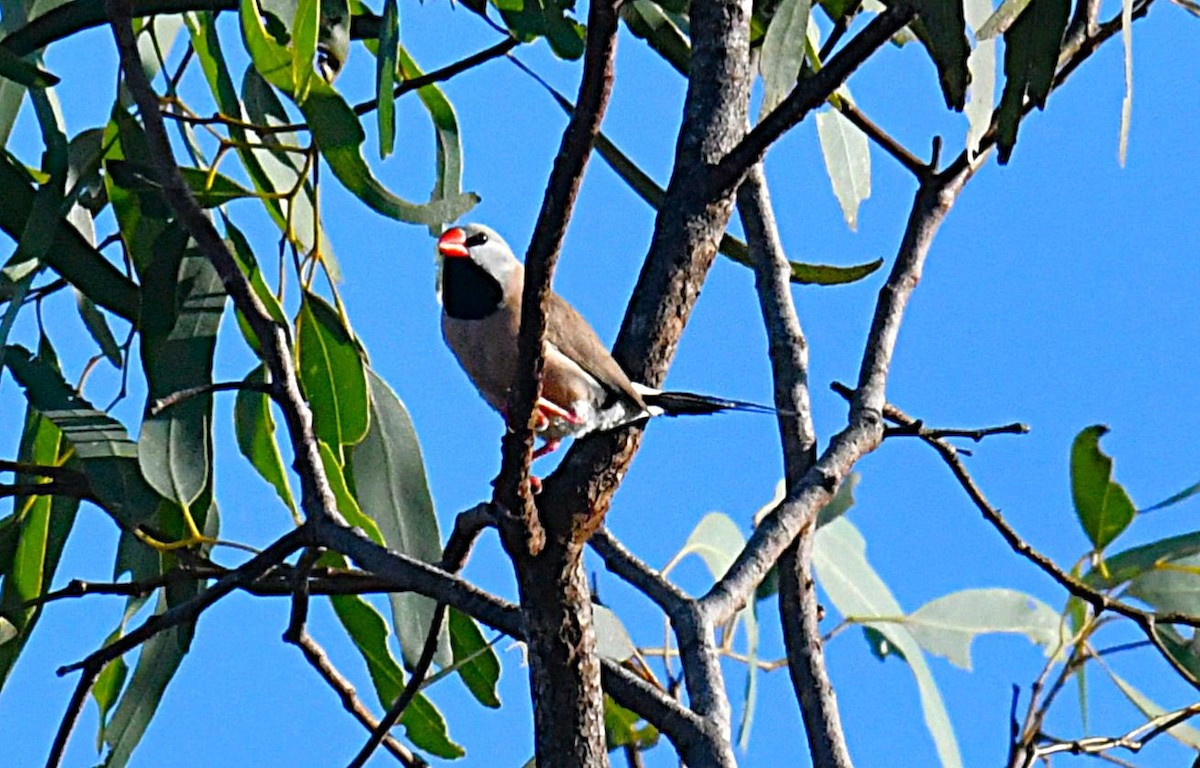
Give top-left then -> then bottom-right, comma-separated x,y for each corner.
2,1 -> 1199,766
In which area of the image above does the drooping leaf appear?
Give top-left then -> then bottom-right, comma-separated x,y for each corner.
296,291 -> 370,451
1127,554 -> 1200,616
1103,666 -> 1200,750
292,0 -> 319,102
240,0 -> 477,224
619,0 -> 690,75
0,45 -> 58,87
0,398 -> 79,688
92,637 -> 128,751
759,0 -> 812,117
1143,480 -> 1200,513
1070,425 -> 1136,553
3,344 -> 161,535
186,14 -> 338,270
323,551 -> 465,759
448,607 -> 501,708
75,289 -> 123,368
963,0 -> 997,156
902,589 -> 1064,670
103,106 -> 173,276
233,364 -> 299,519
375,0 -> 398,158
1086,531 -> 1200,590
397,48 -> 466,238
994,0 -> 1069,163
138,252 -> 226,518
604,694 -> 659,752
102,596 -> 189,768
816,104 -> 871,231
814,516 -> 962,768
352,369 -> 447,666
493,0 -> 587,59
593,603 -> 636,663
0,148 -> 138,323
909,0 -> 970,110
316,441 -> 384,545
223,215 -> 289,356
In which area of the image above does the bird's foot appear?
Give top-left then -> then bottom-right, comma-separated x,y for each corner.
535,398 -> 583,426
531,438 -> 561,460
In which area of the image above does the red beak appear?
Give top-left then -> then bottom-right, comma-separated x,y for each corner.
437,227 -> 469,258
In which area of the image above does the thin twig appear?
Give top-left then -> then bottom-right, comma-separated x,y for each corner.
148,379 -> 275,416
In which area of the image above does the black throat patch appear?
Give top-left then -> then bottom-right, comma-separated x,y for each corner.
443,258 -> 504,320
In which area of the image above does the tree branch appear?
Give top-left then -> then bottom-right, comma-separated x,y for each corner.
106,0 -> 345,533
708,2 -> 916,199
738,164 -> 851,768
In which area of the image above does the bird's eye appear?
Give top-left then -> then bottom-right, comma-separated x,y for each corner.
464,232 -> 489,247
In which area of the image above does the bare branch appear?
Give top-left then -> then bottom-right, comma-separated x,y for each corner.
293,632 -> 427,767
739,165 -> 850,768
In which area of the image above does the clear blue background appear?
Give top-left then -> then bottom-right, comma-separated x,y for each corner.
2,1 -> 1198,765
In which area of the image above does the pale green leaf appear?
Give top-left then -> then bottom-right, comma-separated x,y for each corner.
816,106 -> 871,231
903,588 -> 1064,670
814,517 -> 962,768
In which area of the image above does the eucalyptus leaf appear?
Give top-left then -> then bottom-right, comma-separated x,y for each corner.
1070,425 -> 1136,553
816,105 -> 871,231
814,516 -> 962,768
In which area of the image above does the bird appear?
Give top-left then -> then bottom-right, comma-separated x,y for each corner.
436,223 -> 775,461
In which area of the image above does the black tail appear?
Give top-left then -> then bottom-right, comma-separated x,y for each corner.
642,390 -> 777,417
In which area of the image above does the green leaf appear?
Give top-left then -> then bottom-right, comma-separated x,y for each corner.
814,516 -> 963,768
138,252 -> 225,513
1143,479 -> 1200,513
186,14 -> 337,268
1127,554 -> 1200,616
75,289 -> 123,368
323,553 -> 465,759
448,607 -> 501,708
240,0 -> 477,224
106,160 -> 258,209
592,603 -> 636,663
3,344 -> 161,535
902,589 -> 1064,670
92,646 -> 128,750
0,45 -> 58,87
0,151 -> 138,321
1103,666 -> 1200,750
224,215 -> 289,355
233,364 -> 299,519
517,68 -> 880,286
1086,530 -> 1200,589
963,0 -> 997,155
672,511 -> 760,745
604,694 -> 659,752
994,0 -> 1069,163
102,596 -> 189,768
317,441 -> 384,545
352,368 -> 447,666
296,292 -> 370,450
1070,425 -> 1136,553
0,401 -> 79,688
376,0 -> 398,158
816,104 -> 871,231
909,0 -> 970,110
292,0 -> 319,102
759,0 -> 811,117
619,0 -> 690,75
494,0 -> 587,59
396,47 -> 466,237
